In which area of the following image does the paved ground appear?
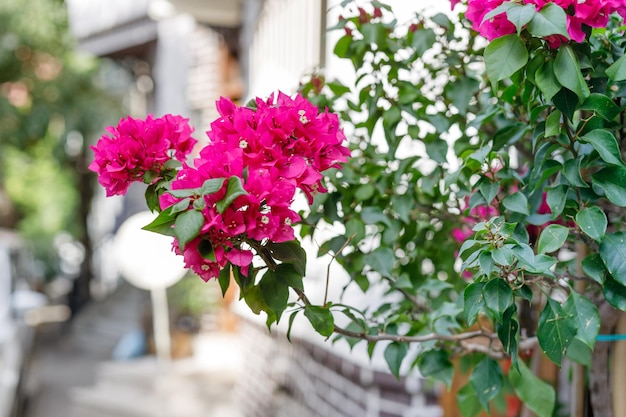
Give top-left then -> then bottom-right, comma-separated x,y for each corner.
22,283 -> 242,417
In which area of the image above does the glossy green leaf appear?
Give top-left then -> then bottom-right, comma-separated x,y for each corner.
606,54 -> 626,81
216,176 -> 248,213
509,359 -> 556,417
418,349 -> 454,389
267,241 -> 307,276
274,263 -> 305,291
200,178 -> 226,195
526,3 -> 569,38
368,246 -> 394,276
553,45 -> 589,101
563,157 -> 588,187
579,129 -> 625,167
535,60 -> 561,101
581,253 -> 606,284
497,304 -> 519,365
411,28 -> 436,55
580,94 -> 622,120
482,279 -> 513,320
576,206 -> 607,242
384,342 -> 408,379
333,35 -> 352,58
537,298 -> 577,366
604,274 -> 626,311
544,108 -> 561,137
599,232 -> 626,286
470,357 -> 503,411
593,166 -> 626,206
563,291 -> 599,350
506,3 -> 537,31
142,207 -> 177,237
546,185 -> 568,219
218,265 -> 231,297
553,87 -> 579,121
457,383 -> 483,417
174,210 -> 204,249
502,192 -> 529,215
537,224 -> 569,254
304,305 -> 335,337
484,35 -> 528,85
464,282 -> 486,326
260,270 -> 290,322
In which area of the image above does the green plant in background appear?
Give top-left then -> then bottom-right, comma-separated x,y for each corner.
298,1 -> 626,416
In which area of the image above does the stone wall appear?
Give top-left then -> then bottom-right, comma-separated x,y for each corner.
237,319 -> 442,417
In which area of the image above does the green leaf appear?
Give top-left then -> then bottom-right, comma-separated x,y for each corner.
581,253 -> 606,284
418,349 -> 454,389
546,185 -> 568,219
593,166 -> 626,206
200,178 -> 226,195
464,282 -> 486,326
169,197 -> 192,215
580,94 -> 622,121
606,54 -> 626,81
563,292 -> 599,350
174,210 -> 204,249
537,298 -> 577,366
274,263 -> 304,291
482,279 -> 513,320
479,180 -> 500,204
142,207 -> 177,237
506,3 -> 537,31
599,232 -> 626,286
566,337 -> 592,367
333,35 -> 352,58
537,224 -> 569,254
553,45 -> 589,101
604,274 -> 626,311
553,87 -> 579,121
484,35 -> 528,85
470,357 -> 503,412
579,129 -> 625,167
368,247 -> 394,276
527,3 -> 569,37
544,108 -> 561,137
144,184 -> 160,213
218,265 -> 231,297
535,60 -> 561,101
457,383 -> 483,417
497,304 -> 519,365
384,342 -> 408,379
563,157 -> 588,187
216,176 -> 248,213
411,28 -> 436,55
267,241 -> 307,276
575,206 -> 607,242
509,359 -> 556,417
502,192 -> 529,215
304,305 -> 335,337
260,270 -> 290,322
242,285 -> 268,315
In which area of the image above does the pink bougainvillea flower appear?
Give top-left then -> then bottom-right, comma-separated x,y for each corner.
155,92 -> 351,280
89,114 -> 197,196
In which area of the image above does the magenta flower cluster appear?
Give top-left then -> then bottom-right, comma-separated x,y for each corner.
159,93 -> 350,280
90,93 -> 350,281
453,0 -> 626,46
89,114 -> 197,196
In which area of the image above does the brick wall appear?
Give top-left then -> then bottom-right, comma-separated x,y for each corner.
236,319 -> 442,417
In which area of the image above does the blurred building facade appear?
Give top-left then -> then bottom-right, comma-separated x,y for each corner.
66,1 -> 442,416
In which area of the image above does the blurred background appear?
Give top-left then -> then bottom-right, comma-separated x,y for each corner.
0,0 -> 450,416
